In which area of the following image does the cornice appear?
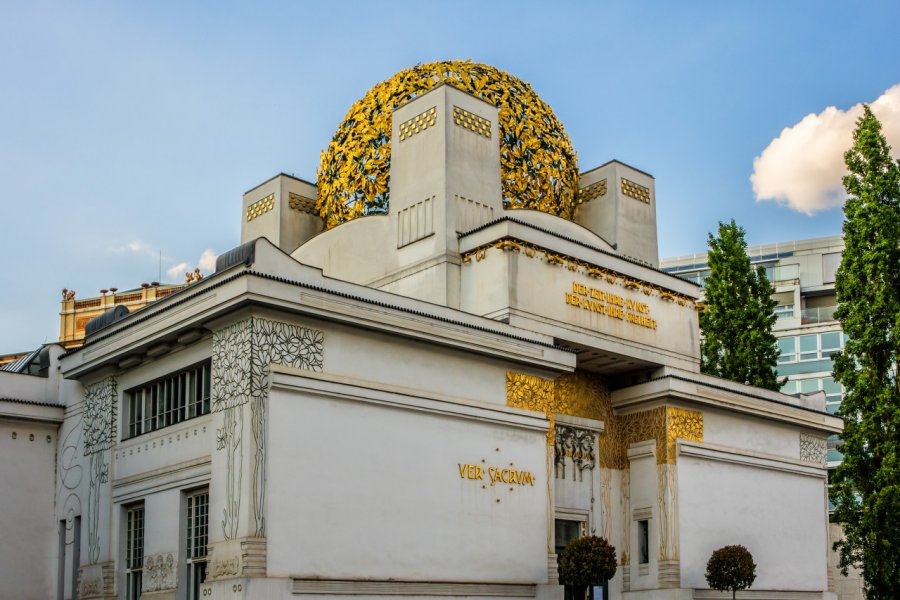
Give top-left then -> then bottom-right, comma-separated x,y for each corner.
61,268 -> 575,380
612,374 -> 842,434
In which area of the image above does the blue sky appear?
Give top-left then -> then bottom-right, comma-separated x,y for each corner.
1,1 -> 899,354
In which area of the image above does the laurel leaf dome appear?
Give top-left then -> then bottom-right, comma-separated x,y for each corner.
316,60 -> 580,228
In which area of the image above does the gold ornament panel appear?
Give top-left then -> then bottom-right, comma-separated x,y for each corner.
463,237 -> 701,310
317,60 -> 581,228
621,178 -> 651,204
580,179 -> 607,203
247,194 -> 275,222
506,370 -> 702,465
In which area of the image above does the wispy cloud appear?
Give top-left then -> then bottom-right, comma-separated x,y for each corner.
110,239 -> 164,259
166,249 -> 218,280
751,83 -> 900,215
166,262 -> 190,279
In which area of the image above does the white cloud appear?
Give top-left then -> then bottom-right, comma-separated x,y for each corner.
165,249 -> 217,281
751,84 -> 900,215
166,262 -> 190,279
197,249 -> 217,272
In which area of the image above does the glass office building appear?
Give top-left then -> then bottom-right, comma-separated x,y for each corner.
661,235 -> 846,471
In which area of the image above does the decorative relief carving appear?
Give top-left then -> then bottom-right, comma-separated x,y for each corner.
465,239 -> 700,309
212,319 -> 253,412
143,553 -> 176,592
657,464 -> 679,564
83,377 -> 116,564
453,106 -> 491,138
79,578 -> 102,596
621,178 -> 651,203
87,453 -> 109,563
211,555 -> 241,578
800,433 -> 827,466
59,416 -> 84,535
620,468 -> 630,571
77,563 -> 115,599
554,424 -> 596,480
288,192 -> 317,214
212,317 -> 324,539
83,377 -> 117,455
246,193 -> 275,222
506,372 -> 558,444
579,179 -> 607,203
507,370 -> 702,468
399,106 -> 437,141
599,468 -> 613,541
663,407 -> 703,464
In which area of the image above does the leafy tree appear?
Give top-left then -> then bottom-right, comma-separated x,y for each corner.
705,545 -> 756,600
558,536 -> 617,599
829,105 -> 900,599
699,220 -> 781,390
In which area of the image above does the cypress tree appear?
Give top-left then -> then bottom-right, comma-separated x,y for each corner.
699,220 -> 780,390
830,106 -> 900,599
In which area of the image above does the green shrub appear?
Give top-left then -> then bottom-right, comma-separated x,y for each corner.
705,545 -> 756,600
559,535 -> 617,591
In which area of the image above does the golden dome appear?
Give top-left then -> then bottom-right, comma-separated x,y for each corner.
316,60 -> 580,228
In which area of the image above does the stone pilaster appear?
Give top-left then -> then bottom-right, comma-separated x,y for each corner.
207,317 -> 323,581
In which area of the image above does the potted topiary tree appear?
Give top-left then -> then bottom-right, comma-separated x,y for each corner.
558,535 -> 617,600
705,545 -> 756,600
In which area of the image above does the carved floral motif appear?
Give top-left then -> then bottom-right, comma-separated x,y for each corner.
212,317 -> 324,539
507,370 -> 703,466
554,424 -> 596,480
82,377 -> 116,564
83,377 -> 117,455
800,433 -> 827,466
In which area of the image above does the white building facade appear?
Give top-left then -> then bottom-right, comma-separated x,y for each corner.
661,236 -> 863,599
2,72 -> 841,600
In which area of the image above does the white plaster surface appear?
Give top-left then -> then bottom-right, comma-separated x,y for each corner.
266,376 -> 549,583
0,419 -> 60,599
678,455 -> 828,591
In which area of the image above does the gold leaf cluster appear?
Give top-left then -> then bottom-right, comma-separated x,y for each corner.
317,60 -> 581,229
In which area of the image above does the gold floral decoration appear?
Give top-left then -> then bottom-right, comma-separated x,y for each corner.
506,370 -> 703,465
317,60 -> 581,228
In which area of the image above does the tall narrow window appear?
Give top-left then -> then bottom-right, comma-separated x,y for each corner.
186,490 -> 209,600
638,520 -> 649,564
125,505 -> 144,600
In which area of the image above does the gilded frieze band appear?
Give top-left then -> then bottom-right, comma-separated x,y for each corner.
465,238 -> 701,310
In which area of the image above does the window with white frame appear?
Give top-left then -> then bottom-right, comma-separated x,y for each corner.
125,504 -> 144,600
186,489 -> 209,600
774,304 -> 794,319
126,361 -> 211,439
776,331 -> 846,364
